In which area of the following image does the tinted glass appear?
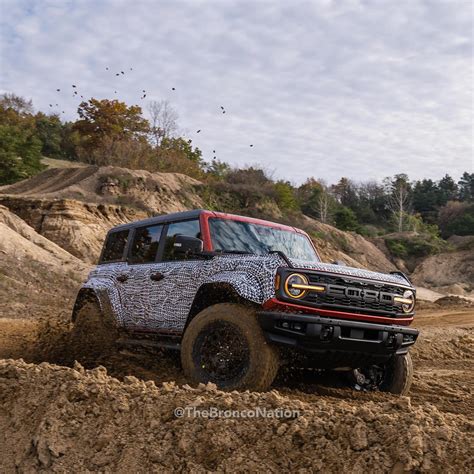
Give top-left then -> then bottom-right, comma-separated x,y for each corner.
162,219 -> 201,261
130,224 -> 163,263
209,218 -> 318,262
101,230 -> 129,263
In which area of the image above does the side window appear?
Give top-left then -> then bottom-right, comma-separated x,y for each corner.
100,230 -> 129,263
162,219 -> 201,261
129,224 -> 164,264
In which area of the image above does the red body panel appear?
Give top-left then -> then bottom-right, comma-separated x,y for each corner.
262,298 -> 413,326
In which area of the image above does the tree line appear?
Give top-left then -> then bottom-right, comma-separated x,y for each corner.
1,92 -> 472,241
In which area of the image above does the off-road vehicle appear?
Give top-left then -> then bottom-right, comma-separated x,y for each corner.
72,210 -> 418,394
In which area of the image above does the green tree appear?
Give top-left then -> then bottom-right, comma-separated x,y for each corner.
274,180 -> 299,211
334,206 -> 359,231
0,95 -> 44,185
34,112 -> 65,159
458,172 -> 474,202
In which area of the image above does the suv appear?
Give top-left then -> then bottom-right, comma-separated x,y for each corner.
72,209 -> 418,394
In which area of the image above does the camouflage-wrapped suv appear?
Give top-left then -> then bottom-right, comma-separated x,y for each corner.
72,209 -> 418,393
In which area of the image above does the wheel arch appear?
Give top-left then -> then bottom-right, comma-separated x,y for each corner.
71,288 -> 101,322
185,282 -> 258,330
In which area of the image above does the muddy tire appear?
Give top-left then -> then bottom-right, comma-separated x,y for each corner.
380,352 -> 413,395
71,298 -> 119,364
181,303 -> 279,391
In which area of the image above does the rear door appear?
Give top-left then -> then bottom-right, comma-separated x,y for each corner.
116,223 -> 164,330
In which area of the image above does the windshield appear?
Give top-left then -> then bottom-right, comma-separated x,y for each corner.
209,218 -> 319,262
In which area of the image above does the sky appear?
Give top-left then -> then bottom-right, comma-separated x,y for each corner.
0,0 -> 472,184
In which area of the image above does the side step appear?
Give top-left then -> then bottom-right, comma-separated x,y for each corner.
117,336 -> 181,351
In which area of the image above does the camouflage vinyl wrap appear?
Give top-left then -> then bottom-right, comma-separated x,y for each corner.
82,254 -> 408,332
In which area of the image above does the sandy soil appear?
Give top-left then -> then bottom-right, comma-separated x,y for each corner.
0,306 -> 472,472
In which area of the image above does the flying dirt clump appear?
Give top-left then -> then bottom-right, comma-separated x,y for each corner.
0,360 -> 472,473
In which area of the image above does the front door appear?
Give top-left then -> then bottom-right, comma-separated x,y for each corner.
118,218 -> 205,332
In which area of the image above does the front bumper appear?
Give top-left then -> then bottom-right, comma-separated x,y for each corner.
257,310 -> 419,361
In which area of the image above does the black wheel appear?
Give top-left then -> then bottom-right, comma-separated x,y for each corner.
349,352 -> 413,395
181,303 -> 279,391
71,298 -> 119,364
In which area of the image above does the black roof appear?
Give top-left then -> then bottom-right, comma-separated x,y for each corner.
110,209 -> 205,232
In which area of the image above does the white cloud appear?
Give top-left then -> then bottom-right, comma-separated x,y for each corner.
0,0 -> 472,184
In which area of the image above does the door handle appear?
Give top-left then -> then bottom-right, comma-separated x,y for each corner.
116,274 -> 129,283
150,272 -> 165,282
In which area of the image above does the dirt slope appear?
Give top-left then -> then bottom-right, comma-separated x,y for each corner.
0,164 -> 203,213
411,250 -> 474,296
0,205 -> 88,319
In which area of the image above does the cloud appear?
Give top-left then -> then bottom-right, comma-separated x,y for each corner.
0,0 -> 472,184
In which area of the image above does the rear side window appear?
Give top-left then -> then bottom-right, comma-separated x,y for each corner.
100,230 -> 129,263
162,219 -> 201,261
129,224 -> 164,264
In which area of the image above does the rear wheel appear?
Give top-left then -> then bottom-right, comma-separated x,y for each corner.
71,298 -> 119,364
349,352 -> 413,395
181,303 -> 279,391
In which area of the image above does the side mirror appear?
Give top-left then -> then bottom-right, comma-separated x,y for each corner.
173,234 -> 204,258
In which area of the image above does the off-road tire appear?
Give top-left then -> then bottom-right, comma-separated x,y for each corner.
181,303 -> 279,391
71,298 -> 119,363
381,352 -> 413,395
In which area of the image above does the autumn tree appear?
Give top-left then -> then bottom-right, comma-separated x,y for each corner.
73,99 -> 150,155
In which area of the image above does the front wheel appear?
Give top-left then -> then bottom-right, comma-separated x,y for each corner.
349,352 -> 413,395
181,303 -> 280,391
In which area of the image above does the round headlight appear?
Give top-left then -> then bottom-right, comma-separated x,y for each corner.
402,290 -> 415,313
284,273 -> 309,299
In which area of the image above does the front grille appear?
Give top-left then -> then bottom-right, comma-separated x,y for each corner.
300,272 -> 407,316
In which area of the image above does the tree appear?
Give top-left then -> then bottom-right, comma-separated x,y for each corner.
331,177 -> 357,207
298,178 -> 333,222
73,99 -> 150,154
147,100 -> 178,147
334,206 -> 358,231
458,172 -> 474,202
0,95 -> 44,185
412,179 -> 439,223
34,112 -> 65,159
0,93 -> 33,114
437,174 -> 458,205
385,174 -> 411,232
438,201 -> 474,237
274,180 -> 298,211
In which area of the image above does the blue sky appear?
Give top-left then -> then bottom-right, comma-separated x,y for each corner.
0,0 -> 472,184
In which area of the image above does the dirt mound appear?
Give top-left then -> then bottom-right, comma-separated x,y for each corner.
411,250 -> 474,296
0,164 -> 203,213
0,359 -> 471,473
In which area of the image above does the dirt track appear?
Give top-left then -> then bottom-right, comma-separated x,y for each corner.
0,307 -> 473,472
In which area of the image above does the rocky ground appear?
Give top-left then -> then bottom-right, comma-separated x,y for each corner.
0,304 -> 472,472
